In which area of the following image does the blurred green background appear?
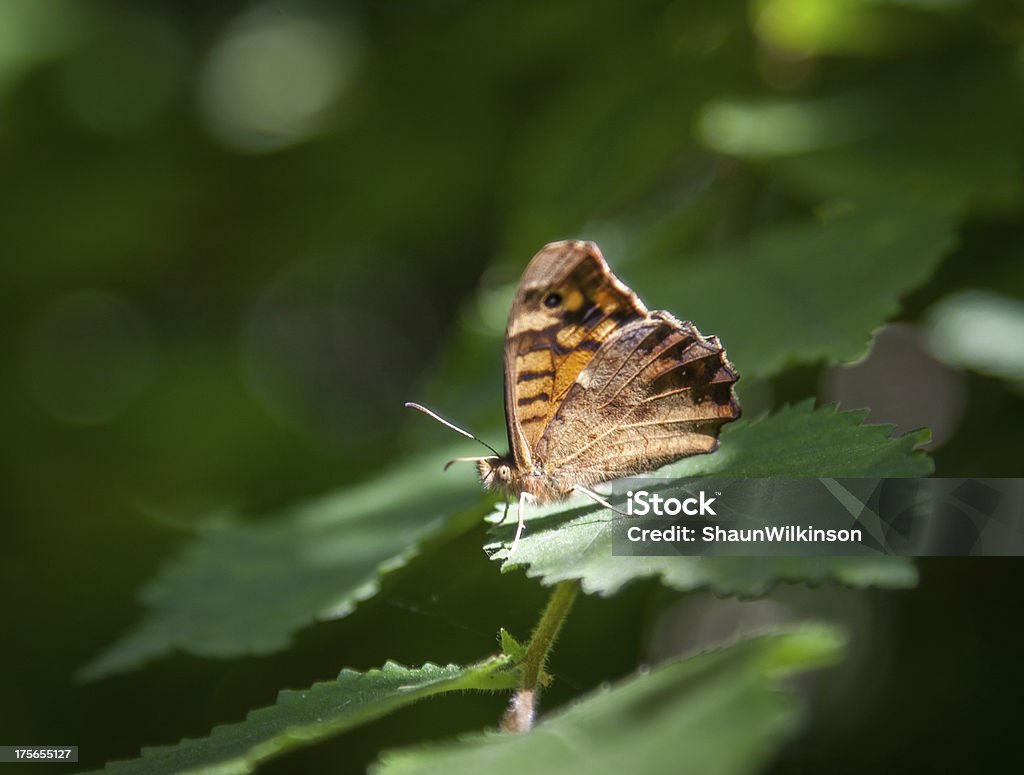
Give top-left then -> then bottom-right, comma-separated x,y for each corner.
3,0 -> 1024,772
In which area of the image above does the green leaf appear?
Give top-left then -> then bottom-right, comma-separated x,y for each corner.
79,449 -> 487,680
499,629 -> 527,662
635,202 -> 957,379
661,401 -> 932,479
376,626 -> 845,775
86,657 -> 518,775
487,403 -> 928,596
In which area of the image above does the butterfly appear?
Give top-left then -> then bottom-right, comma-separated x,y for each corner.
408,240 -> 740,552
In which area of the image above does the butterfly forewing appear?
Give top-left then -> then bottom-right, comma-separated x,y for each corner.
503,241 -> 648,470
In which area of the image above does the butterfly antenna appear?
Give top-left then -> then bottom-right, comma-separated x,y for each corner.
404,402 -> 502,458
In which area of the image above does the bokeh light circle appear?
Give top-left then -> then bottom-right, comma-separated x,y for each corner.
198,6 -> 360,153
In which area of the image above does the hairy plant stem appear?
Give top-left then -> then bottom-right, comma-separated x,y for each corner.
501,580 -> 580,733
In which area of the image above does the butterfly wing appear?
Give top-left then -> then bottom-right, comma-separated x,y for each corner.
533,311 -> 740,487
502,241 -> 647,471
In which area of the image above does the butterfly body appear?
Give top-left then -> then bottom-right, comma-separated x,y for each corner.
478,240 -> 741,515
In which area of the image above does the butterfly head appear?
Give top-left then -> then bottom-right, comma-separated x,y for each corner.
477,455 -> 518,493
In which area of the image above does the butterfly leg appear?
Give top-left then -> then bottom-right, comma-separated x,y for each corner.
574,484 -> 628,515
496,496 -> 511,525
510,491 -> 533,555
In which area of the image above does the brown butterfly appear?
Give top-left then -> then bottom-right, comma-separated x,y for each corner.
408,240 -> 740,551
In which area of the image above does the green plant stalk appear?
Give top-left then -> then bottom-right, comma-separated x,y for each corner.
502,580 -> 580,733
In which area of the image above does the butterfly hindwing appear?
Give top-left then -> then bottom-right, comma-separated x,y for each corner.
532,311 -> 740,487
